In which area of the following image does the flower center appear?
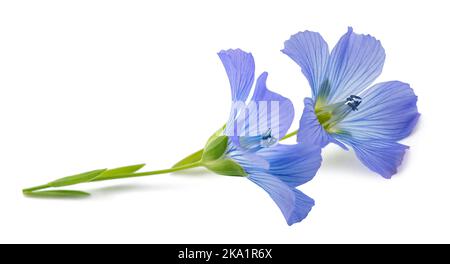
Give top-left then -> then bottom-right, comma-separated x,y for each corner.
315,95 -> 362,133
260,128 -> 277,147
237,128 -> 277,151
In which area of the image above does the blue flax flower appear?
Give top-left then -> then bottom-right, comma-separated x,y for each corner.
282,27 -> 419,178
217,49 -> 322,225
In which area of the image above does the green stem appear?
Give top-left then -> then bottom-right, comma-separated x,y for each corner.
281,129 -> 298,140
23,161 -> 203,194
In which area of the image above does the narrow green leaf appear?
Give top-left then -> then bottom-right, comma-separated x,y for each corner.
49,169 -> 107,187
204,158 -> 247,177
93,164 -> 146,180
202,136 -> 228,162
24,190 -> 90,198
172,149 -> 204,168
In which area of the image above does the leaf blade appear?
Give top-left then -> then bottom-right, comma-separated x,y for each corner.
93,164 -> 146,180
49,169 -> 107,187
24,190 -> 90,198
172,149 -> 204,168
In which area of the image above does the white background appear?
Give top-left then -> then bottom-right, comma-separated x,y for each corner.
0,0 -> 448,243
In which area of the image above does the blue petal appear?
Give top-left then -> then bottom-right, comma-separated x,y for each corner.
326,27 -> 385,104
227,147 -> 270,172
248,173 -> 315,225
257,143 -> 322,187
335,138 -> 409,178
237,132 -> 277,152
226,72 -> 294,144
249,72 -> 295,139
297,97 -> 348,149
218,49 -> 255,102
238,135 -> 266,152
282,31 -> 329,101
336,81 -> 420,141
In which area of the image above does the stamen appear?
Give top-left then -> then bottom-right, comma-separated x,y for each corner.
345,95 -> 362,111
261,128 -> 277,147
238,128 -> 277,151
315,95 -> 362,132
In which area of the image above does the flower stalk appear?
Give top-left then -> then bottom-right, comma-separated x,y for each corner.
22,161 -> 203,197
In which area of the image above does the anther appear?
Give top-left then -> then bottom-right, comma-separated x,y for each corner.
261,129 -> 277,147
345,95 -> 362,111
